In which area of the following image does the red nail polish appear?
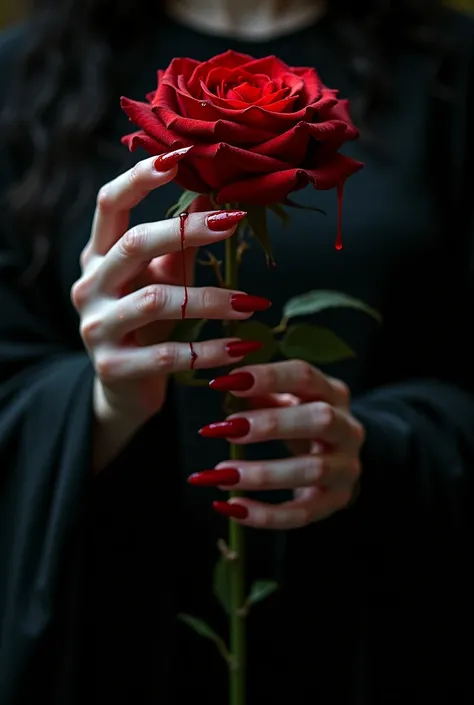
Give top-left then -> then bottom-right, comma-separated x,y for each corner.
207,210 -> 247,232
209,372 -> 254,392
225,340 -> 263,358
230,294 -> 271,313
199,418 -> 250,439
212,501 -> 249,520
153,146 -> 194,171
188,468 -> 240,487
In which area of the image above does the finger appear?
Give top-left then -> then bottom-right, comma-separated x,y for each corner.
97,209 -> 246,294
93,337 -> 249,383
217,486 -> 353,530
200,403 -> 359,447
188,453 -> 359,491
89,151 -> 188,256
95,284 -> 260,342
210,360 -> 349,408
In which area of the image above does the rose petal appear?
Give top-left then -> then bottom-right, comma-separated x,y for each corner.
189,142 -> 291,190
121,130 -> 165,155
188,50 -> 255,93
174,162 -> 209,194
238,55 -> 293,80
292,67 -> 322,103
216,154 -> 363,205
155,106 -> 276,143
121,97 -> 183,148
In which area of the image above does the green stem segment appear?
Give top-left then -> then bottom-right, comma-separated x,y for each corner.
225,229 -> 246,705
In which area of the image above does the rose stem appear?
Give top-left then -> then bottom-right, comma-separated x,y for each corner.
225,218 -> 246,705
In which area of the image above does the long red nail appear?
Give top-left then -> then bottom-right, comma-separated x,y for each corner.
213,501 -> 249,520
226,340 -> 263,358
207,210 -> 247,232
153,146 -> 194,171
209,372 -> 254,392
188,469 -> 240,487
199,418 -> 250,439
230,294 -> 271,313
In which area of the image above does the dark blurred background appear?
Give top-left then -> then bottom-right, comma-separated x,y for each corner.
1,0 -> 473,30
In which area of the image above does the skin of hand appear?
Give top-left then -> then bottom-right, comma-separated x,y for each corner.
191,360 -> 365,529
70,148 -> 270,469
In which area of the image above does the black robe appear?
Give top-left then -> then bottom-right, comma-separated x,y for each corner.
1,12 -> 473,705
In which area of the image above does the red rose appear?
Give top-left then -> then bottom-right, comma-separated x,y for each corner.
121,50 -> 362,206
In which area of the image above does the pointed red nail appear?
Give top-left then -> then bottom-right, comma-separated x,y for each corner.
212,501 -> 248,520
230,294 -> 271,313
225,340 -> 263,358
209,372 -> 254,392
188,469 -> 240,487
206,210 -> 247,232
153,146 -> 193,171
198,418 -> 250,439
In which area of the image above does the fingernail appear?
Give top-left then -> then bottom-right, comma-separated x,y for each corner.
209,372 -> 254,392
199,418 -> 250,439
230,294 -> 272,313
225,340 -> 263,357
188,468 -> 240,487
207,210 -> 247,232
153,146 -> 194,171
212,501 -> 249,520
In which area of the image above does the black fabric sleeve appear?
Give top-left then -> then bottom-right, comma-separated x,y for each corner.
0,239 -> 96,705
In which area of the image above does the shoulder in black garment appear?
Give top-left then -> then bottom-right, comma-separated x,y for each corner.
0,12 -> 473,705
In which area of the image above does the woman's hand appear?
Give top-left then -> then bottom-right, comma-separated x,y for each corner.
70,148 -> 269,470
190,360 -> 365,529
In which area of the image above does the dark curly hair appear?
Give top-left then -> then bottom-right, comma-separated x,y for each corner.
0,0 -> 453,275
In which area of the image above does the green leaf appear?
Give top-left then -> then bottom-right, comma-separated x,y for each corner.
247,580 -> 278,606
173,318 -> 207,342
280,324 -> 355,364
166,190 -> 202,218
178,614 -> 221,641
213,556 -> 232,615
284,197 -> 326,215
243,205 -> 274,263
235,321 -> 277,364
178,614 -> 233,665
269,203 -> 290,227
283,290 -> 382,324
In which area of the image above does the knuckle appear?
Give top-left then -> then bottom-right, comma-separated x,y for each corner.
260,410 -> 279,438
120,224 -> 148,257
349,457 -> 361,479
80,317 -> 103,346
314,402 -> 335,431
251,463 -> 271,488
71,277 -> 92,310
79,245 -> 91,270
154,344 -> 177,372
95,353 -> 118,383
314,456 -> 329,480
257,507 -> 273,529
352,419 -> 366,444
200,287 -> 216,314
138,285 -> 167,316
96,186 -> 113,211
294,359 -> 314,386
334,379 -> 351,406
128,163 -> 142,185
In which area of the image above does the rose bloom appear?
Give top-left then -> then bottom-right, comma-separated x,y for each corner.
121,50 -> 362,205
